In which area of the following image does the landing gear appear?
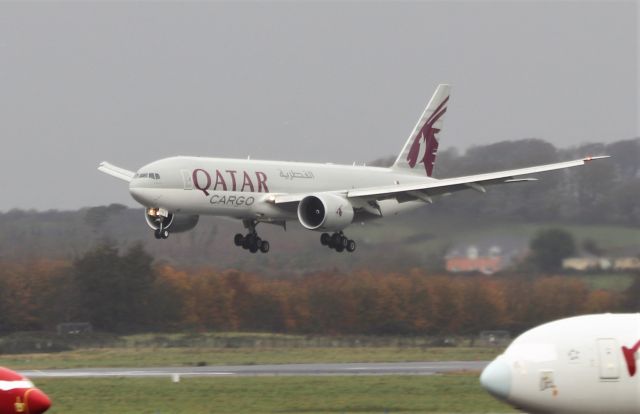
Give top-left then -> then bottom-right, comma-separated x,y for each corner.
320,232 -> 356,253
154,228 -> 169,239
148,208 -> 171,240
234,220 -> 270,254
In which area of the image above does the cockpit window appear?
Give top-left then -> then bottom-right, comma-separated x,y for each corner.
134,172 -> 160,179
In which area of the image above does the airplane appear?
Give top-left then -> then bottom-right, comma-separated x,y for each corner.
98,84 -> 608,253
481,314 -> 640,414
0,367 -> 51,414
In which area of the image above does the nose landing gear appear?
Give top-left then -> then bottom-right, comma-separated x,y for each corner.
154,228 -> 169,239
234,220 -> 270,254
148,208 -> 171,240
320,232 -> 356,253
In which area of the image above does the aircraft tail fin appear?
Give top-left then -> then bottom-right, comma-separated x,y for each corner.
392,84 -> 450,177
98,161 -> 135,182
623,345 -> 638,376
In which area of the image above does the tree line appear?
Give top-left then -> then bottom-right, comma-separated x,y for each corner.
0,243 -> 635,336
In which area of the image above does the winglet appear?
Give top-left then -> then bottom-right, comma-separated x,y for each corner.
583,155 -> 610,162
98,162 -> 135,182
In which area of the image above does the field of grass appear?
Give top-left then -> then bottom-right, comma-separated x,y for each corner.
577,273 -> 635,292
360,213 -> 640,273
0,347 -> 502,370
36,374 -> 516,414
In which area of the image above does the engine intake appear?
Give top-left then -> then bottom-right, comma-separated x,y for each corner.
297,194 -> 354,231
144,210 -> 199,233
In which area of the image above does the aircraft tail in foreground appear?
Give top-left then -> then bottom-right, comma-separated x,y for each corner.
0,367 -> 51,414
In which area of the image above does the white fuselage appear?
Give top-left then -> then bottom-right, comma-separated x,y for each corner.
481,314 -> 640,414
129,156 -> 434,222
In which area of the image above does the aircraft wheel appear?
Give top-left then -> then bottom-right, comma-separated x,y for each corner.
242,235 -> 252,250
160,229 -> 170,239
260,240 -> 270,253
346,240 -> 356,252
154,229 -> 162,239
335,244 -> 345,253
249,243 -> 259,253
320,233 -> 330,246
341,236 -> 349,248
331,233 -> 342,247
234,233 -> 244,246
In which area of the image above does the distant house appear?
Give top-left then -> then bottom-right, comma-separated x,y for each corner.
562,255 -> 640,272
613,257 -> 640,271
57,322 -> 93,335
446,255 -> 503,275
562,257 -> 606,271
445,240 -> 526,275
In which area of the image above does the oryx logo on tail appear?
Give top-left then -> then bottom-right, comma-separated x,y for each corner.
406,96 -> 448,176
392,84 -> 450,177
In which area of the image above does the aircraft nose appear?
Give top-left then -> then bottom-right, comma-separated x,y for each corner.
27,388 -> 52,414
129,187 -> 156,205
480,357 -> 512,400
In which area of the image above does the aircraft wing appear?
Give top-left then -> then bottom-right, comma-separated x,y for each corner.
271,156 -> 609,205
98,161 -> 135,182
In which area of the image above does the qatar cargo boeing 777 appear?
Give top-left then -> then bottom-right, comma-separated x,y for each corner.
99,84 -> 607,254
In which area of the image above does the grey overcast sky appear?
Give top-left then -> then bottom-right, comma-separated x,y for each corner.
0,1 -> 637,211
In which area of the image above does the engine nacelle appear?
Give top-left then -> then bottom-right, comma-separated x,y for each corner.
144,210 -> 199,233
297,194 -> 354,231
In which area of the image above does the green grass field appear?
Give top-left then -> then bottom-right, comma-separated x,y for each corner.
2,345 -> 513,412
0,347 -> 502,370
370,214 -> 640,259
576,273 -> 635,292
36,374 -> 516,414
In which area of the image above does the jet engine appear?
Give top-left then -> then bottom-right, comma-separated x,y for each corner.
144,209 -> 199,233
297,194 -> 354,231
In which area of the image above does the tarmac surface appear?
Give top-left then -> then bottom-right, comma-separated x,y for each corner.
21,361 -> 489,378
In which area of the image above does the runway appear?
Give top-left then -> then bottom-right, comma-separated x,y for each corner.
21,361 -> 488,378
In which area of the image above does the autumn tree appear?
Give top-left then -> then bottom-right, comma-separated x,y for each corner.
151,265 -> 196,330
459,277 -> 507,334
0,273 -> 9,333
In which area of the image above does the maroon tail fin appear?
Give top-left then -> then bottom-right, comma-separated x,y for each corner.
392,84 -> 450,177
623,345 -> 638,376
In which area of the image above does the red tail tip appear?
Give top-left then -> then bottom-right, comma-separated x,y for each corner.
622,346 -> 637,376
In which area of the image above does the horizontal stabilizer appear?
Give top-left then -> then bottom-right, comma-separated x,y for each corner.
98,162 -> 135,182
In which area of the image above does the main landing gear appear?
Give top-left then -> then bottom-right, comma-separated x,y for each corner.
234,220 -> 270,254
320,232 -> 356,253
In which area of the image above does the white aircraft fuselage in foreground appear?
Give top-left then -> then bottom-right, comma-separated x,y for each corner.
99,84 -> 607,253
482,314 -> 640,414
